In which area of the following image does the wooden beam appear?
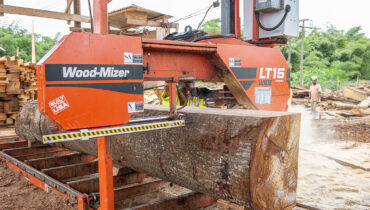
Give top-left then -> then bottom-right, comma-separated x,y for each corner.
0,0 -> 3,16
69,27 -> 121,35
73,0 -> 81,28
65,0 -> 73,13
0,5 -> 90,23
125,19 -> 162,27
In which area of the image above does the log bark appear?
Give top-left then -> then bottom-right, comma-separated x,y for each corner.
16,101 -> 300,209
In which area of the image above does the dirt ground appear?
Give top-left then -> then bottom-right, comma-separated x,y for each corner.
0,127 -> 76,210
0,160 -> 76,210
0,105 -> 369,209
290,106 -> 370,209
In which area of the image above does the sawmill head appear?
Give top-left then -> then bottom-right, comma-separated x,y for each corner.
37,32 -> 290,131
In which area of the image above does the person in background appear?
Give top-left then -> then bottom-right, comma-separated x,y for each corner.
162,81 -> 206,107
309,76 -> 322,119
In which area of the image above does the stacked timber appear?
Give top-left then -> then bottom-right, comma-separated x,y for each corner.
0,56 -> 37,125
291,85 -> 370,119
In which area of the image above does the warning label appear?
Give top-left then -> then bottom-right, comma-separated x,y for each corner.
124,53 -> 143,65
229,58 -> 241,67
49,95 -> 70,115
255,87 -> 271,104
128,102 -> 144,113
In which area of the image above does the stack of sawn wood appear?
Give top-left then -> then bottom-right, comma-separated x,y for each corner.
292,85 -> 370,119
0,56 -> 37,125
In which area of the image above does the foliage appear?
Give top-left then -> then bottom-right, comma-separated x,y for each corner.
282,26 -> 370,89
0,23 -> 60,62
200,19 -> 370,90
199,18 -> 244,38
199,18 -> 222,34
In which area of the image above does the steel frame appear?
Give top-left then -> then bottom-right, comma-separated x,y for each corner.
0,135 -> 217,210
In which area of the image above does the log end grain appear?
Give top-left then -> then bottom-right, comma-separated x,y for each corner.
250,115 -> 300,209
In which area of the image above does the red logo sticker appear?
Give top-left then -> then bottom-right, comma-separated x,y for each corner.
49,95 -> 70,115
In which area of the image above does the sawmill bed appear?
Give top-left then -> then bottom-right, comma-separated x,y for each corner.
0,135 -> 217,209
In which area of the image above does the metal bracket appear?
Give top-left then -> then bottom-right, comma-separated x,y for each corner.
45,183 -> 50,193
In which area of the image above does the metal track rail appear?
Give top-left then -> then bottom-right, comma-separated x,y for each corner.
0,135 -> 217,210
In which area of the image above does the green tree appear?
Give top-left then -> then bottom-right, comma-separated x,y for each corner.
0,23 -> 59,62
199,18 -> 221,34
200,19 -> 370,89
281,26 -> 370,89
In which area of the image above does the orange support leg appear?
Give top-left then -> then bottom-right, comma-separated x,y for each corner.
98,136 -> 114,210
169,82 -> 177,118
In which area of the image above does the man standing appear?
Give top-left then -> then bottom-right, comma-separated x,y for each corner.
309,76 -> 322,119
162,81 -> 206,107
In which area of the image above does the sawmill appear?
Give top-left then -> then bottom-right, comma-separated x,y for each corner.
0,0 -> 303,209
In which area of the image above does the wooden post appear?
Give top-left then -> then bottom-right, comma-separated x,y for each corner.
98,136 -> 114,210
337,76 -> 340,91
31,21 -> 36,64
0,0 -> 3,16
169,82 -> 177,118
299,20 -> 305,87
356,74 -> 359,88
16,47 -> 19,56
73,0 -> 81,28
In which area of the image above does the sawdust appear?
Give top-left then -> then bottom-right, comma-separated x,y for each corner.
330,118 -> 370,143
289,105 -> 370,209
0,127 -> 16,136
0,160 -> 77,210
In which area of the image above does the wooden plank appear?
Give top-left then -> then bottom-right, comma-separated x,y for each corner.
67,171 -> 144,194
42,160 -> 98,180
126,19 -> 162,27
65,0 -> 73,13
73,0 -> 81,28
25,153 -> 96,170
0,5 -> 89,23
112,180 -> 163,201
0,0 -> 3,16
343,86 -> 368,101
69,27 -> 121,35
133,192 -> 216,210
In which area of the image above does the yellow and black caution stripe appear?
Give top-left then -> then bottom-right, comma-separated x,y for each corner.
42,120 -> 184,144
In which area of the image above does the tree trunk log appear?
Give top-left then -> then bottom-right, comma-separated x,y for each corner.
16,101 -> 300,209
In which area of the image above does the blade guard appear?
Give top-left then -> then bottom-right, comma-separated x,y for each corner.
37,32 -> 144,131
216,43 -> 291,111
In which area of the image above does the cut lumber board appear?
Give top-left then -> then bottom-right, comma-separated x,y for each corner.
16,102 -> 300,209
343,87 -> 368,102
6,81 -> 20,94
0,113 -> 6,121
0,5 -> 90,23
329,101 -> 367,110
4,97 -> 19,113
358,97 -> 370,107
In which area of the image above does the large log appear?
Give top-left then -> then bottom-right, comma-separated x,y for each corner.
16,101 -> 300,209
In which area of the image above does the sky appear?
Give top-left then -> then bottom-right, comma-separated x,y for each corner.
1,0 -> 369,38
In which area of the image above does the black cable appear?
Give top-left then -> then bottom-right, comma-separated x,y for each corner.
246,37 -> 287,45
193,34 -> 237,42
87,0 -> 94,33
184,25 -> 192,32
255,5 -> 291,31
